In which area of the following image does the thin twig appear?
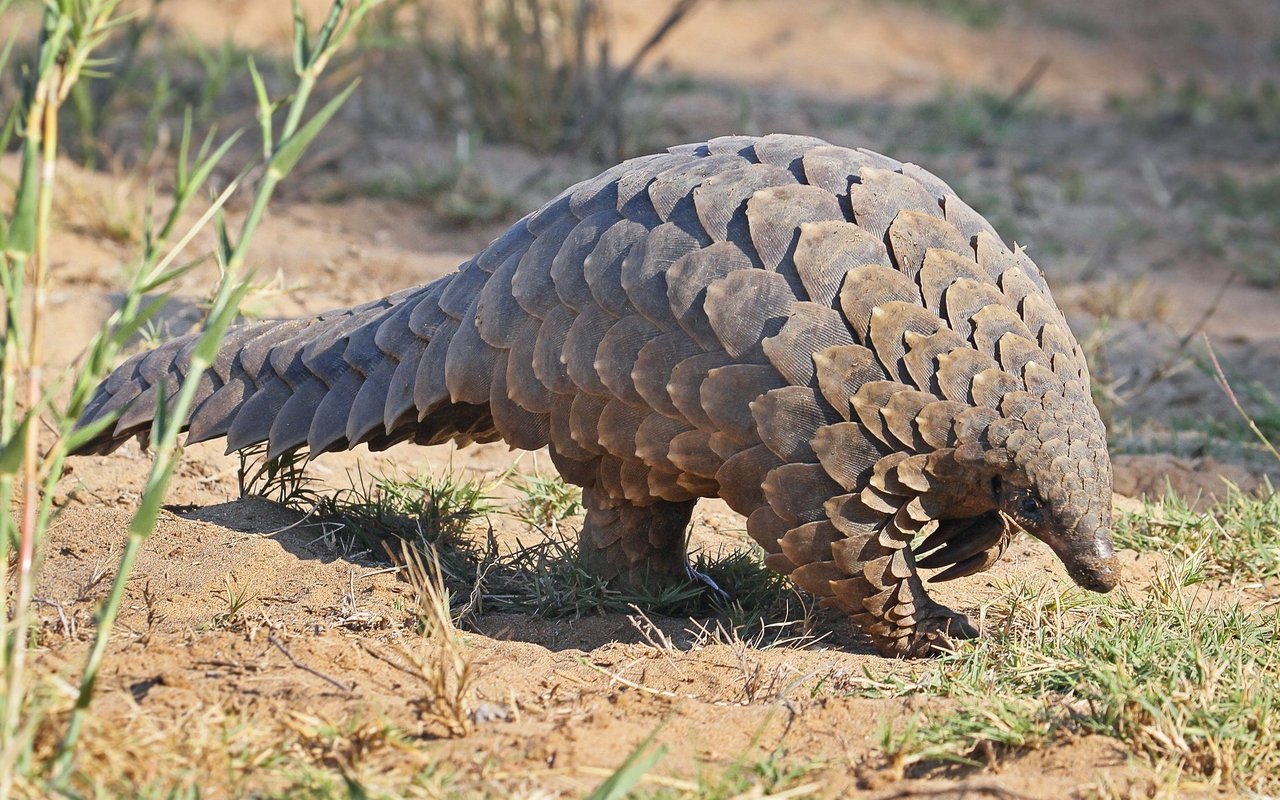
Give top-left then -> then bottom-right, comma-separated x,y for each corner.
613,0 -> 703,89
1203,334 -> 1280,464
994,55 -> 1050,120
578,656 -> 698,700
268,633 -> 353,694
1178,271 -> 1235,350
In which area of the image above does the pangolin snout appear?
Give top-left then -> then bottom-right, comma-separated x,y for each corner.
1039,528 -> 1118,593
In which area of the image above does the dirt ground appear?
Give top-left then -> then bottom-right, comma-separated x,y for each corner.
14,0 -> 1280,796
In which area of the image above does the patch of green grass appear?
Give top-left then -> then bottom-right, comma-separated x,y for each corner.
1108,76 -> 1280,137
510,471 -> 583,532
873,547 -> 1280,792
481,534 -> 800,641
906,86 -> 1034,152
311,468 -> 496,577
1114,488 -> 1280,585
248,461 -> 802,639
239,443 -> 322,507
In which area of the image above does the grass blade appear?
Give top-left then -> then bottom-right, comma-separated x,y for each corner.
585,728 -> 667,800
267,77 -> 359,179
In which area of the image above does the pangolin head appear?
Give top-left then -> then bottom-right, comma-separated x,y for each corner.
988,375 -> 1118,593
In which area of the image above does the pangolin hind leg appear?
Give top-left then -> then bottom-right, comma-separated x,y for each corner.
578,485 -> 697,592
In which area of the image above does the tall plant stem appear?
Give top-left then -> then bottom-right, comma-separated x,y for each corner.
52,1 -> 379,781
0,54 -> 60,800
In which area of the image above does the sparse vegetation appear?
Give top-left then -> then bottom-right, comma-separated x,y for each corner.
209,575 -> 257,630
327,134 -> 523,225
1104,78 -> 1280,287
365,542 -> 477,738
303,467 -> 495,574
510,470 -> 583,532
1115,487 -> 1280,584
250,464 -> 805,640
1182,174 -> 1280,287
873,518 -> 1280,792
363,0 -> 702,159
238,442 -> 320,507
0,0 -> 380,794
903,85 -> 1037,152
1109,76 -> 1280,137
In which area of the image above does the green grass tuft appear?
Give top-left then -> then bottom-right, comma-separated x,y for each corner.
1114,487 -> 1280,585
510,470 -> 583,532
246,462 -> 807,641
876,552 -> 1280,791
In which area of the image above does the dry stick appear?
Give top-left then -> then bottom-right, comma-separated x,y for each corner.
613,0 -> 702,87
1178,272 -> 1236,351
1203,334 -> 1280,464
1114,273 -> 1235,406
268,634 -> 354,694
578,657 -> 697,700
994,55 -> 1051,120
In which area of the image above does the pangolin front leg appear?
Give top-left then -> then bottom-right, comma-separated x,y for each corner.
74,134 -> 1120,657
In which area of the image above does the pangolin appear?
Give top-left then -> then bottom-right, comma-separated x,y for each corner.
75,134 -> 1119,657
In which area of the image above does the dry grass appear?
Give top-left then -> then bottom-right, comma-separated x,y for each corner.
365,542 -> 477,739
366,0 -> 702,159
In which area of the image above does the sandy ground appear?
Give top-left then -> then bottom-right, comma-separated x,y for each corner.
12,0 -> 1280,796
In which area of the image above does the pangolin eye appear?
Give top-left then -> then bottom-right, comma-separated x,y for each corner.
1017,495 -> 1042,519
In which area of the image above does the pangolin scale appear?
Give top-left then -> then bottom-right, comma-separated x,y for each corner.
75,134 -> 1119,657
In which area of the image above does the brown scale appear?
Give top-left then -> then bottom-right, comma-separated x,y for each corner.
73,135 -> 1118,658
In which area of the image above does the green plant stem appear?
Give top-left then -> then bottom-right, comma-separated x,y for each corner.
231,1 -> 343,271
51,1 -> 379,780
53,383 -> 210,778
1,49 -> 62,800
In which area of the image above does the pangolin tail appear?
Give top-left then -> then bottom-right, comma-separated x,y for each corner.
73,273 -> 496,458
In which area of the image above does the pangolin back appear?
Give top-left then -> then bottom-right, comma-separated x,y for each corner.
76,134 -> 1118,656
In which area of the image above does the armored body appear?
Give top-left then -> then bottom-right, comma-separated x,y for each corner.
76,135 -> 1119,656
